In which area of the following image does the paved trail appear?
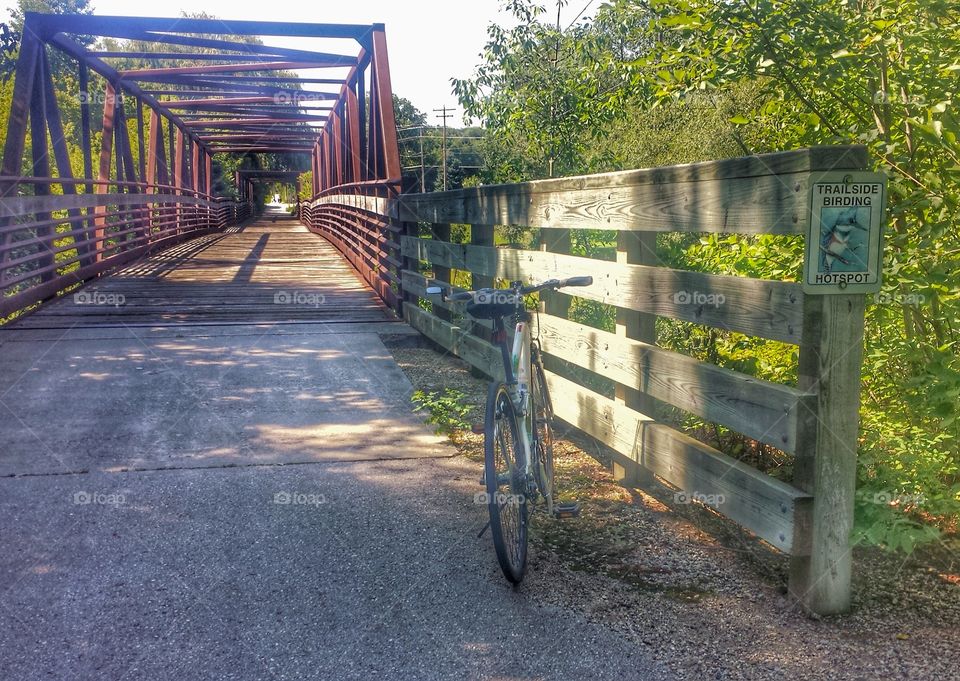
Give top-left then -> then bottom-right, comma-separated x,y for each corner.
0,213 -> 670,680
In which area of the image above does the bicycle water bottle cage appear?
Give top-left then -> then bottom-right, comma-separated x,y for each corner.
465,289 -> 520,319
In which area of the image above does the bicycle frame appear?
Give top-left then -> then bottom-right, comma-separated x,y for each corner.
492,312 -> 536,483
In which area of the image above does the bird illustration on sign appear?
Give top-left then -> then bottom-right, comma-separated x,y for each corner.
819,207 -> 870,273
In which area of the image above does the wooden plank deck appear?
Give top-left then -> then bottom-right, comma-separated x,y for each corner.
7,215 -> 392,329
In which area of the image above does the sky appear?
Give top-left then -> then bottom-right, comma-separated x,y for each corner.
5,0 -> 598,126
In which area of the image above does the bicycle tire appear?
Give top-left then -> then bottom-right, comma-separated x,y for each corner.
530,355 -> 555,516
484,381 -> 528,583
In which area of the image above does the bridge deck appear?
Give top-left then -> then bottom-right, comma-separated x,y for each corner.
11,213 -> 390,329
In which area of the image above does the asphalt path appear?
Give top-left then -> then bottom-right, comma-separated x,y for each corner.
0,220 -> 670,680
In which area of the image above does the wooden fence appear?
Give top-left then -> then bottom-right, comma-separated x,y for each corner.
388,145 -> 875,616
0,178 -> 252,320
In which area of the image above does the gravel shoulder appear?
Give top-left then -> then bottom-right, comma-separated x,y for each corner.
391,345 -> 960,681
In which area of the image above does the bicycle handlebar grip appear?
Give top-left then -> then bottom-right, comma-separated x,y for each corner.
561,276 -> 593,287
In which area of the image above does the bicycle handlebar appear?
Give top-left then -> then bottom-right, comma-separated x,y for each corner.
429,276 -> 593,302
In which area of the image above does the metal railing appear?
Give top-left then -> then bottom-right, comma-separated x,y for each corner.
0,177 -> 251,320
298,178 -> 403,310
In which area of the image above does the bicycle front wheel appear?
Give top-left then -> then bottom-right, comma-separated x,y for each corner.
484,381 -> 528,583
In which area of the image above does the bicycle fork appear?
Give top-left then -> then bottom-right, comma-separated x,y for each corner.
510,320 -> 536,494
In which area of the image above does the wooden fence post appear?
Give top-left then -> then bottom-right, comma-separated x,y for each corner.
789,293 -> 866,614
400,218 -> 420,318
540,228 -> 571,319
431,223 -> 452,322
613,231 -> 657,488
470,223 -> 495,340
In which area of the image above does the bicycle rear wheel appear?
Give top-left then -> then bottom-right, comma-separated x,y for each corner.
484,381 -> 528,583
531,355 -> 555,515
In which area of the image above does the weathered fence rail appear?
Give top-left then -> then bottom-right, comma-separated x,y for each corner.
385,145 -> 876,616
0,177 -> 251,320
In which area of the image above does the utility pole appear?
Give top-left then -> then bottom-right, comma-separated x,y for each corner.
433,106 -> 454,191
418,126 -> 426,193
548,1 -> 562,179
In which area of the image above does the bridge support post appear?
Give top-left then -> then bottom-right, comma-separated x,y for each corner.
467,223 -> 495,378
93,82 -> 118,262
0,19 -> 41,277
174,129 -> 185,234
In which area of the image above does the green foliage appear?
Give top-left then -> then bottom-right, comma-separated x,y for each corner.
411,388 -> 472,435
394,95 -> 427,128
568,298 -> 615,333
297,171 -> 313,201
622,0 -> 960,551
852,494 -> 941,555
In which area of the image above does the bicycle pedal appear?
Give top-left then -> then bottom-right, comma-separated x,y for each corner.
471,423 -> 484,434
552,502 -> 581,519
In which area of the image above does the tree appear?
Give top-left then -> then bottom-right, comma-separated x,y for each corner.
393,94 -> 427,128
453,0 -> 624,179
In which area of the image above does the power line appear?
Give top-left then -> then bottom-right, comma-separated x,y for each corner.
433,106 -> 455,191
565,0 -> 596,31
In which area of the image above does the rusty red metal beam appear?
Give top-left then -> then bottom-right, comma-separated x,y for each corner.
121,61 -> 352,78
199,135 -> 319,142
145,75 -> 347,85
82,28 -> 359,63
145,89 -> 311,98
1,9 -> 404,288
185,108 -> 333,116
212,147 -> 313,153
95,51 -> 347,63
185,117 -> 325,127
30,13 -> 374,40
163,95 -> 337,107
370,28 -> 401,181
238,170 -> 302,177
199,126 -> 322,135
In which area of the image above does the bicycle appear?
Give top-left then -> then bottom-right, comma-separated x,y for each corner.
426,276 -> 593,583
